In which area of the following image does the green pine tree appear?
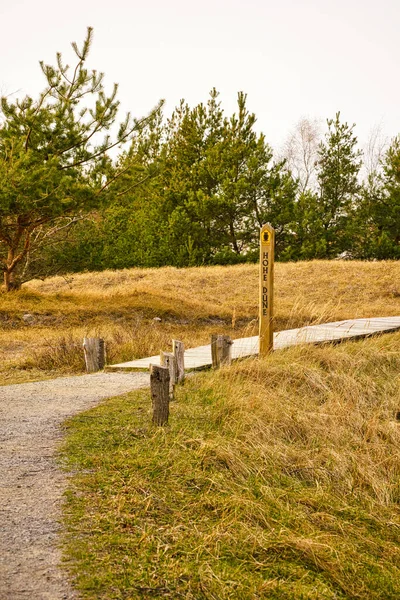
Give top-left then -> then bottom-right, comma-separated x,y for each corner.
0,27 -> 162,289
357,137 -> 400,258
315,112 -> 362,257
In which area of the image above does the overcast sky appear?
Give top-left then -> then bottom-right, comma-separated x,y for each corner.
0,0 -> 398,152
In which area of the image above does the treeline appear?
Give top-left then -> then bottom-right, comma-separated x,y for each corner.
0,29 -> 399,289
52,94 -> 399,273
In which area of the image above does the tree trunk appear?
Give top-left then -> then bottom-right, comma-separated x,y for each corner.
229,220 -> 240,254
4,269 -> 21,292
2,229 -> 32,291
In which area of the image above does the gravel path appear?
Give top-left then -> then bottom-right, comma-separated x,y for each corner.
0,372 -> 150,600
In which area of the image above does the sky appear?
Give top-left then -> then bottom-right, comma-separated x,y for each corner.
0,0 -> 398,152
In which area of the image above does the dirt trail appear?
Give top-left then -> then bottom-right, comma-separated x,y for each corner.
0,372 -> 149,600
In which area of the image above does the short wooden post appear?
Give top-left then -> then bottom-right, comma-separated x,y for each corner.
160,351 -> 177,399
173,340 -> 185,383
259,223 -> 275,357
211,334 -> 232,368
83,337 -> 106,373
219,335 -> 232,366
150,364 -> 170,426
211,334 -> 218,369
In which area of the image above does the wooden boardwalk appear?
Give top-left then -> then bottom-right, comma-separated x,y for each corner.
106,317 -> 400,373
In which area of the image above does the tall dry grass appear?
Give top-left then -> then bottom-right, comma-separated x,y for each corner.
25,260 -> 400,324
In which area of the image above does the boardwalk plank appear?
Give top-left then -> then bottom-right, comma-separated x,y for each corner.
106,317 -> 400,373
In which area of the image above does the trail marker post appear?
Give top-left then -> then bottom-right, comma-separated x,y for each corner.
259,224 -> 275,357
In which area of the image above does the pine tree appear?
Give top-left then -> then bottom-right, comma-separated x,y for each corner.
159,90 -> 297,264
357,137 -> 400,258
315,113 -> 362,257
0,27 -> 161,289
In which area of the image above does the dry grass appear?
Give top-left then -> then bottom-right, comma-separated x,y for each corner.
0,261 -> 399,384
26,260 -> 400,323
3,260 -> 398,596
62,332 -> 400,599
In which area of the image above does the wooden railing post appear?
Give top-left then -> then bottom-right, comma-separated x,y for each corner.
150,364 -> 170,425
83,337 -> 106,373
160,351 -> 177,399
211,334 -> 232,368
172,340 -> 185,383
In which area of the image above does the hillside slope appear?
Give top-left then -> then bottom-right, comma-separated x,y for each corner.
1,260 -> 399,384
62,332 -> 400,599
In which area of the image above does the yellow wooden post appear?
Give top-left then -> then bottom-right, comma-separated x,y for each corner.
259,223 -> 275,356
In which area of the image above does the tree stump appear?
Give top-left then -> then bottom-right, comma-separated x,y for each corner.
150,364 -> 170,425
83,337 -> 106,373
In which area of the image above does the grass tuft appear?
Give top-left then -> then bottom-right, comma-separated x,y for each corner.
22,334 -> 86,372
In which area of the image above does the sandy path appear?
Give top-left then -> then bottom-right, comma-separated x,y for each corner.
0,372 -> 150,600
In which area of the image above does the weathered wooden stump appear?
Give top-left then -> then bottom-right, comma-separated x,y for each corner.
211,334 -> 232,368
150,364 -> 170,426
172,339 -> 185,383
83,337 -> 106,373
160,351 -> 177,399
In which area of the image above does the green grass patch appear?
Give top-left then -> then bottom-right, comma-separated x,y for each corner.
61,334 -> 400,599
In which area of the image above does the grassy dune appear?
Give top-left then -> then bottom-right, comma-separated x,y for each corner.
3,260 -> 399,596
62,332 -> 400,599
1,260 -> 399,384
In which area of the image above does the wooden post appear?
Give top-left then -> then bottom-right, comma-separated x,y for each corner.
172,340 -> 185,383
160,351 -> 177,399
150,364 -> 170,425
83,337 -> 106,373
259,223 -> 275,357
211,334 -> 218,369
211,334 -> 232,368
